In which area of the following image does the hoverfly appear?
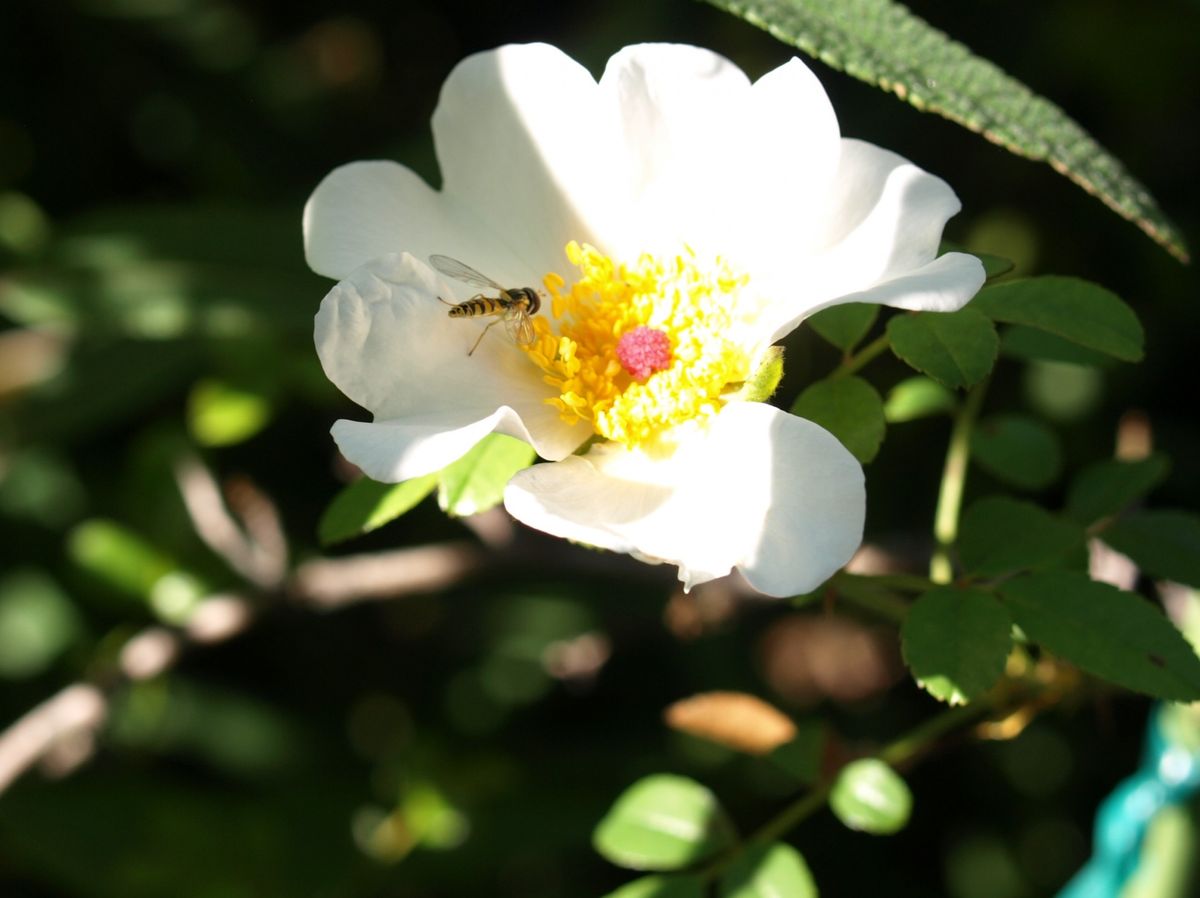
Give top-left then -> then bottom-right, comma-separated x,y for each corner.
429,254 -> 541,356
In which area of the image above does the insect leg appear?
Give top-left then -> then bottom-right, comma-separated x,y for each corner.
468,318 -> 501,356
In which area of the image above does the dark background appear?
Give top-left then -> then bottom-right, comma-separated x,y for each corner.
1,1 -> 1197,895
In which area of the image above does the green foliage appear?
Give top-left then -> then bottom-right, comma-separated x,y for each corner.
972,277 -> 1144,362
969,415 -> 1063,491
957,497 -> 1085,577
318,474 -> 439,546
700,0 -> 1189,262
998,573 -> 1200,701
882,376 -> 956,423
1066,455 -> 1170,525
901,587 -> 1012,704
790,376 -> 886,463
806,303 -> 877,351
975,252 -> 1015,281
602,875 -> 706,898
0,569 -> 81,679
767,721 -> 826,785
719,842 -> 818,898
67,519 -> 207,623
1101,511 -> 1200,589
593,775 -> 737,871
437,434 -> 537,517
0,205 -> 321,339
829,759 -> 912,835
187,379 -> 273,447
886,309 -> 998,389
999,326 -> 1116,368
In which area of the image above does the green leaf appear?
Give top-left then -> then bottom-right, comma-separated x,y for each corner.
830,759 -> 912,835
701,0 -> 1188,263
901,587 -> 1012,705
883,376 -> 956,423
998,573 -> 1200,701
790,375 -> 885,463
972,277 -> 1143,362
958,497 -> 1086,577
766,720 -> 826,786
0,570 -> 82,679
67,519 -> 206,623
594,775 -> 736,871
187,379 -> 273,447
602,876 -> 706,898
807,303 -> 877,351
939,243 -> 1014,281
970,414 -> 1063,491
720,842 -> 818,898
437,434 -> 537,517
887,309 -> 998,390
976,253 -> 1015,281
318,474 -> 439,546
1102,511 -> 1200,589
1000,325 -> 1116,368
1065,455 -> 1170,525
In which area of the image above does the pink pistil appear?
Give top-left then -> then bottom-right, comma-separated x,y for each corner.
616,326 -> 672,382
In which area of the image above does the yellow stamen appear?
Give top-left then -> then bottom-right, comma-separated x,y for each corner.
523,242 -> 758,450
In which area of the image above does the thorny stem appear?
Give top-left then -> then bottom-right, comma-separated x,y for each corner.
930,379 -> 989,584
832,333 -> 890,379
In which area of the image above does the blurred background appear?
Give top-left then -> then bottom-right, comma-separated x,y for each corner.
1,1 -> 1197,896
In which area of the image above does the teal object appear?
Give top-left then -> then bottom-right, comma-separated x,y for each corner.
1057,705 -> 1200,898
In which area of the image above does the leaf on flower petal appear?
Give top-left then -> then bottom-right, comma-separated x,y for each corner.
702,0 -> 1188,262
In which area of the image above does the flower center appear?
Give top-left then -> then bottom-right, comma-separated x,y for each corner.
616,326 -> 672,381
523,241 -> 758,449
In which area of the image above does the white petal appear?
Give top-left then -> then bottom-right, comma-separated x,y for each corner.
597,44 -> 751,259
315,253 -> 586,476
433,44 -> 615,279
303,160 -> 532,285
504,403 -> 864,596
756,139 -> 984,342
724,58 -> 842,265
333,412 -> 510,482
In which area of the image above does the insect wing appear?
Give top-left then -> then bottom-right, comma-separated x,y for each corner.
504,310 -> 537,346
429,255 -> 505,291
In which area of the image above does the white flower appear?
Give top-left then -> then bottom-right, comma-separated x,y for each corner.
306,43 -> 984,597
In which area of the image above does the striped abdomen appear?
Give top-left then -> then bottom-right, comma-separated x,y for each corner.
448,296 -> 507,318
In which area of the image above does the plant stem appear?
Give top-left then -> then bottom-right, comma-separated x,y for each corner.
929,379 -> 989,584
713,698 -> 1004,874
833,334 -> 890,379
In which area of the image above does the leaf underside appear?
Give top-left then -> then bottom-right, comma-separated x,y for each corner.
702,0 -> 1188,262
